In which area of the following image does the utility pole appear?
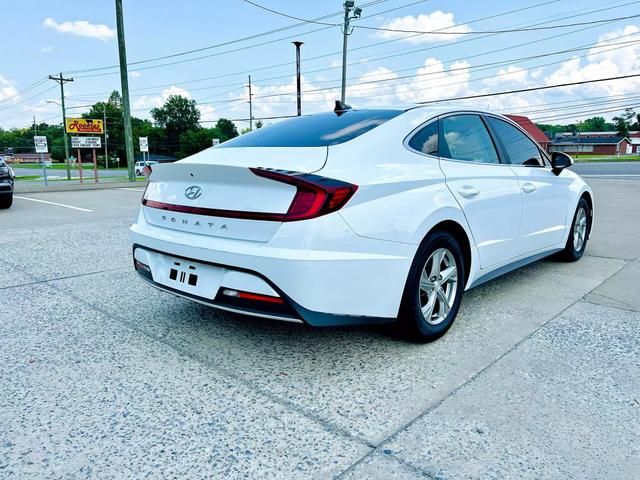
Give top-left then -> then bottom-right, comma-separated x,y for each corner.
48,73 -> 73,180
248,75 -> 253,131
340,2 -> 362,103
293,41 -> 303,116
33,115 -> 37,135
115,0 -> 135,182
103,104 -> 108,171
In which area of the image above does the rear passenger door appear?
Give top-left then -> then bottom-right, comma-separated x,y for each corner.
436,114 -> 523,269
485,115 -> 571,254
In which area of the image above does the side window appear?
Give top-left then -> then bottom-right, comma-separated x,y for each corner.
487,117 -> 543,166
440,115 -> 499,164
408,120 -> 438,156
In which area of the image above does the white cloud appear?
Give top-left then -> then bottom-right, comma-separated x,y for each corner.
378,11 -> 471,43
133,86 -> 193,116
43,17 -> 116,41
40,46 -> 54,53
483,66 -> 530,87
0,75 -> 19,103
130,71 -> 142,78
544,25 -> 640,96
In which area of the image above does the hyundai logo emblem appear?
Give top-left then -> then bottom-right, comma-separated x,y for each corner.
184,185 -> 202,200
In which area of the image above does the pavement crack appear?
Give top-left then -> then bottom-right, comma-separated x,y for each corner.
0,266 -> 127,291
39,278 -> 374,452
335,261 -> 631,478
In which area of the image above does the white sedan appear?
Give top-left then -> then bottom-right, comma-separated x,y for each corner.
130,104 -> 593,341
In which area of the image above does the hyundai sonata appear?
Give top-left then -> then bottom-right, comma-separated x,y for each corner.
130,103 -> 593,341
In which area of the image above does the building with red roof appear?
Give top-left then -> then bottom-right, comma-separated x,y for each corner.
505,114 -> 551,152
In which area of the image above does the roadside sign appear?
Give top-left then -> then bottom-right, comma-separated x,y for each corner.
65,118 -> 104,134
34,135 -> 48,153
139,137 -> 149,152
71,136 -> 101,148
212,138 -> 220,146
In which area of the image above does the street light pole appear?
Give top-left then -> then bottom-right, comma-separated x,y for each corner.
48,73 -> 73,180
340,2 -> 362,104
293,41 -> 303,116
115,0 -> 135,182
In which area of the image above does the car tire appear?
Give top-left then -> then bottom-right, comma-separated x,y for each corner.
558,198 -> 591,262
398,231 -> 465,342
0,194 -> 13,209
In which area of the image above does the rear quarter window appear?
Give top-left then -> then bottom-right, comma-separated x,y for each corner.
218,109 -> 403,148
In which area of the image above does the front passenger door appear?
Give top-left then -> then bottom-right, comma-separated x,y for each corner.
437,114 -> 523,269
486,116 -> 571,255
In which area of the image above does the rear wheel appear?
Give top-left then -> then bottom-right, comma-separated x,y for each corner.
398,231 -> 465,342
0,194 -> 12,209
558,198 -> 590,261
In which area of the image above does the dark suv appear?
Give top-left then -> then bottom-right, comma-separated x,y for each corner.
0,159 -> 14,209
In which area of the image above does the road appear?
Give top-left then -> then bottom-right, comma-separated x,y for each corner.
571,161 -> 640,176
12,161 -> 640,186
1,180 -> 638,479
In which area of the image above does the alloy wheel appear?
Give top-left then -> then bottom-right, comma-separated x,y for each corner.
573,207 -> 587,252
419,248 -> 458,326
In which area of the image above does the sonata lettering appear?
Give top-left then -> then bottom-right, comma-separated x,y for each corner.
160,215 -> 227,230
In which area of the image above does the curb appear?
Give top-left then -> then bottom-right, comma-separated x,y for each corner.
14,181 -> 147,194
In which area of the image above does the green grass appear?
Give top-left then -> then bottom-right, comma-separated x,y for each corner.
15,175 -> 42,181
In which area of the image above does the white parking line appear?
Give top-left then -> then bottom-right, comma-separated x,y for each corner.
14,196 -> 93,212
117,187 -> 146,192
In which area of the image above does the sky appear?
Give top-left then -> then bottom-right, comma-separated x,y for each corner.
1,0 -> 640,130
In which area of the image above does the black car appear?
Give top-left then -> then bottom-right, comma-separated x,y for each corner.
0,159 -> 14,209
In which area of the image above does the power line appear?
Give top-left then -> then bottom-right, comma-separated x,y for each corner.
355,13 -> 640,35
65,2 -> 392,75
64,0 -> 610,99
416,72 -> 640,105
0,77 -> 48,105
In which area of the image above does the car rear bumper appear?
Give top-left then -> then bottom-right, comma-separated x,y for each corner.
129,210 -> 416,326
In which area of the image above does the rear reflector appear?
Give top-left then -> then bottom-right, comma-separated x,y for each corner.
135,260 -> 151,273
222,288 -> 284,304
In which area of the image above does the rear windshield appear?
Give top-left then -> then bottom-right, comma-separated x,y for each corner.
218,109 -> 403,148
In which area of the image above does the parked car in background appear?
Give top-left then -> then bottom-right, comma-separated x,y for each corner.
135,160 -> 158,176
130,104 -> 593,341
0,159 -> 14,209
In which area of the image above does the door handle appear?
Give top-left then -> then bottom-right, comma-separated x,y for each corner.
522,182 -> 536,193
458,185 -> 479,198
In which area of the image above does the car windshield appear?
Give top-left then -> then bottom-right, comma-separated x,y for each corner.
218,109 -> 403,148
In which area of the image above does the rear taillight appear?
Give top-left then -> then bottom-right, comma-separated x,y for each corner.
250,168 -> 358,221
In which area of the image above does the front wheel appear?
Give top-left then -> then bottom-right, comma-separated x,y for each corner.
398,231 -> 465,342
558,198 -> 591,261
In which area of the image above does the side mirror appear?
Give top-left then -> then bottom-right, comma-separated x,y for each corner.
551,151 -> 573,175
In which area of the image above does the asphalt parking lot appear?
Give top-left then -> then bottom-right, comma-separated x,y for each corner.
1,178 -> 639,479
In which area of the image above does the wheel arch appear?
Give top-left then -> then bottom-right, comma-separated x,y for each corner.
421,219 -> 473,286
580,190 -> 594,236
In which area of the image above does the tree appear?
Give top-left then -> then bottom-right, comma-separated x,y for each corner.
612,108 -> 636,138
580,116 -> 607,131
151,95 -> 200,133
255,120 -> 263,129
83,91 -> 124,164
215,118 -> 238,141
179,127 -> 224,157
